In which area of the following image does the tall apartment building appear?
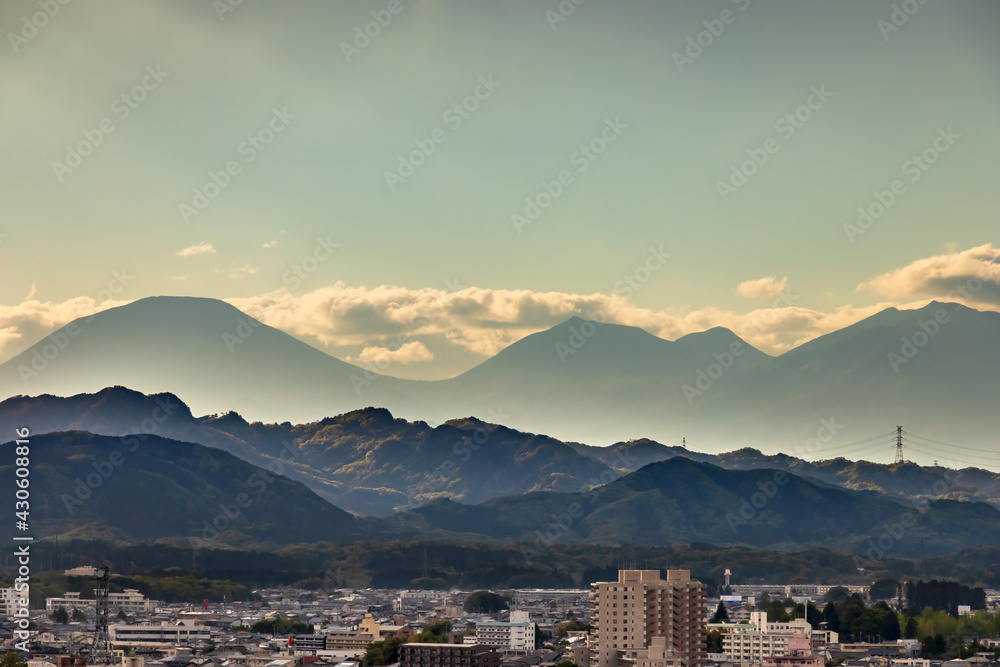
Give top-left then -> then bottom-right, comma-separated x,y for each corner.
1,587 -> 29,619
589,570 -> 706,667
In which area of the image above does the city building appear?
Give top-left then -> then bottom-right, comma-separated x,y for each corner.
46,589 -> 157,615
712,612 -> 818,666
400,643 -> 502,667
589,569 -> 706,667
475,610 -> 536,652
1,586 -> 29,618
762,635 -> 822,667
109,619 -> 212,646
358,613 -> 410,640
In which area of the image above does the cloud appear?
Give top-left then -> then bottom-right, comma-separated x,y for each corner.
857,243 -> 1000,305
262,239 -> 279,249
222,265 -> 258,279
177,242 -> 216,257
0,294 -> 131,361
736,276 -> 789,298
345,341 -> 434,367
224,282 -> 913,362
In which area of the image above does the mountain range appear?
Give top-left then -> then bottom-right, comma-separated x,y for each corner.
1,296 -> 997,459
4,387 -> 999,518
4,419 -> 1000,559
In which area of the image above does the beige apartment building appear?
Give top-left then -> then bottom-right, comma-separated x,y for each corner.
590,570 -> 706,667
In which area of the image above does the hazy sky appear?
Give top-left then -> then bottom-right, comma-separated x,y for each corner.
3,0 -> 999,379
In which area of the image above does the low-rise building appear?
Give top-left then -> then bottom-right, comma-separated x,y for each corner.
475,611 -> 536,652
47,589 -> 157,615
712,612 -> 813,666
110,620 -> 212,646
400,643 -> 502,667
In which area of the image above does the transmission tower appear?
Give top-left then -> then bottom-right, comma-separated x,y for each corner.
894,425 -> 905,464
90,562 -> 114,665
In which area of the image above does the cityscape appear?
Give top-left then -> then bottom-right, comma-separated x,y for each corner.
2,4 -> 999,667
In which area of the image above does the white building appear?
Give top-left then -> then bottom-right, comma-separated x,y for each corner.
109,619 -> 212,646
712,612 -> 814,667
46,589 -> 156,615
1,586 -> 29,618
475,610 -> 536,652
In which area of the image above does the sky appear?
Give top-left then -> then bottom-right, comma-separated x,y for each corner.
2,0 -> 999,380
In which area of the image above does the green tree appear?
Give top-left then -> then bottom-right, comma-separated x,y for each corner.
116,610 -> 128,623
417,620 -> 451,643
822,602 -> 841,634
50,607 -> 70,624
711,602 -> 730,623
904,616 -> 918,639
463,591 -> 508,614
707,630 -> 723,654
556,661 -> 578,667
870,579 -> 899,601
767,600 -> 790,622
756,593 -> 771,611
1,653 -> 29,667
363,638 -> 404,666
71,608 -> 87,622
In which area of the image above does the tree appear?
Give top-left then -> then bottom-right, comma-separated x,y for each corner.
463,591 -> 508,614
767,600 -> 790,623
417,620 -> 451,643
707,630 -> 723,653
116,610 -> 128,623
904,616 -> 918,639
870,579 -> 899,601
1,653 -> 28,667
363,638 -> 404,666
756,593 -> 771,611
879,606 -> 901,641
711,602 -> 730,624
824,587 -> 849,605
71,608 -> 87,622
79,579 -> 95,600
556,661 -> 579,667
50,606 -> 69,624
823,602 -> 840,632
